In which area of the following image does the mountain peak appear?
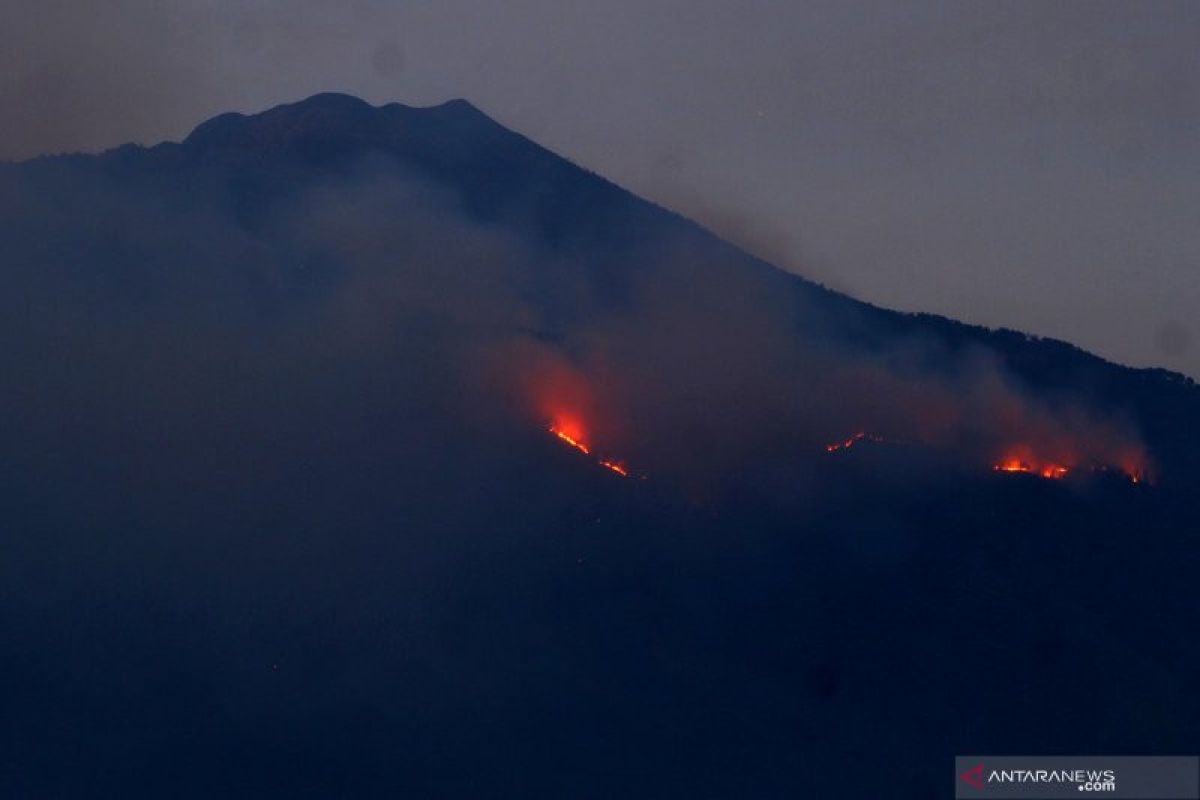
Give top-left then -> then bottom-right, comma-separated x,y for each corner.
422,97 -> 484,116
180,93 -> 490,157
182,93 -> 380,151
289,91 -> 374,111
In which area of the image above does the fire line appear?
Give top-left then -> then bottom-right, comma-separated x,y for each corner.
825,431 -> 885,453
547,424 -> 633,479
992,458 -> 1070,479
549,426 -> 590,455
825,429 -> 1145,484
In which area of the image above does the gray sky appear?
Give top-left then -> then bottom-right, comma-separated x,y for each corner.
2,0 -> 1196,377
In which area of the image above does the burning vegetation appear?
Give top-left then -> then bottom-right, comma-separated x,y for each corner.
822,430 -> 1147,484
992,457 -> 1070,480
546,415 -> 1149,486
598,460 -> 630,477
986,439 -> 1147,483
825,431 -> 886,453
522,340 -> 1152,491
547,417 -> 633,478
991,450 -> 1145,484
549,424 -> 590,455
523,356 -> 637,479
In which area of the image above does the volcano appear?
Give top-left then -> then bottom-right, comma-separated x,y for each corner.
2,93 -> 1198,798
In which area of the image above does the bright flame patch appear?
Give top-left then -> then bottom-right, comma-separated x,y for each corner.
547,421 -> 634,479
550,426 -> 590,455
824,429 -> 1147,485
599,460 -> 629,477
825,431 -> 885,453
992,458 -> 1070,479
992,450 -> 1145,483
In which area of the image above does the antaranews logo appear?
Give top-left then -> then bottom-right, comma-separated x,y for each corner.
960,763 -> 985,790
954,756 -> 1198,799
967,766 -> 1115,793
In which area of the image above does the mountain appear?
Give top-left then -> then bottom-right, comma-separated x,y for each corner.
1,93 -> 1197,798
28,91 -> 1195,477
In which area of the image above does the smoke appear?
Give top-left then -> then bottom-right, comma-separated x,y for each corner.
480,226 -> 1151,490
0,115 -> 1186,800
0,144 -> 1150,514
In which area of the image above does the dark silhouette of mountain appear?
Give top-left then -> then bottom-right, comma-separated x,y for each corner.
1,94 -> 1197,798
70,91 -> 1197,479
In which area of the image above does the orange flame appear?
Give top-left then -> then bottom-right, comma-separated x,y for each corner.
825,431 -> 885,453
992,458 -> 1070,479
546,418 -> 633,479
992,450 -> 1146,483
549,425 -> 590,455
825,431 -> 1145,484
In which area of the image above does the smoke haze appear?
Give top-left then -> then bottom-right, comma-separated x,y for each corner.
2,1 -> 1197,378
0,92 -> 1196,798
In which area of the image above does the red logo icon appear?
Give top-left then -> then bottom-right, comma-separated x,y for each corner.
960,763 -> 985,790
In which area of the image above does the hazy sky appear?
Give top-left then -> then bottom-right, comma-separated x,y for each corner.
2,0 -> 1196,377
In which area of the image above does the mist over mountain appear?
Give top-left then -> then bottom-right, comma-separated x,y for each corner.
2,94 -> 1197,798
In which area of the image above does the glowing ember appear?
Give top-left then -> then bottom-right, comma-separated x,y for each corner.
825,431 -> 884,453
549,426 -> 590,455
992,452 -> 1148,483
992,457 -> 1069,479
546,421 -> 633,479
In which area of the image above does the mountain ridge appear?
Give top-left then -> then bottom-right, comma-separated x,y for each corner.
5,92 -> 1198,481
79,93 -> 1197,387
3,91 -> 1199,798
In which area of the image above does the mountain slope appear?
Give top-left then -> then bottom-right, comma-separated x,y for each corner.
42,91 -> 1193,480
1,93 -> 1197,798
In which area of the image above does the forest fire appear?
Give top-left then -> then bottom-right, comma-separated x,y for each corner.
546,419 -> 632,478
529,360 -> 636,478
992,457 -> 1070,479
825,431 -> 885,453
991,448 -> 1146,484
549,426 -> 590,455
824,427 -> 1147,485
